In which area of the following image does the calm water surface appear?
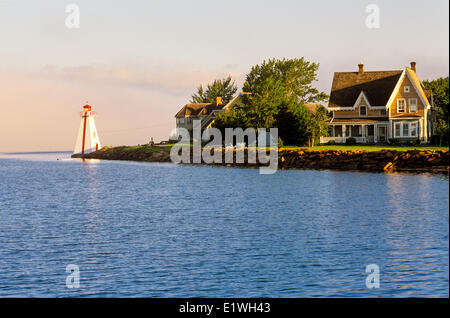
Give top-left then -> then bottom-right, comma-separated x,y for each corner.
0,152 -> 448,297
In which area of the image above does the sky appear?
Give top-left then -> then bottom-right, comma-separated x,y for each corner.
0,0 -> 448,152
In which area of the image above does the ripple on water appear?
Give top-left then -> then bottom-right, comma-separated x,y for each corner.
0,153 -> 448,297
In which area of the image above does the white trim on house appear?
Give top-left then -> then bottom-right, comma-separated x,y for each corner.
385,69 -> 406,110
329,121 -> 389,125
328,106 -> 386,111
354,91 -> 371,109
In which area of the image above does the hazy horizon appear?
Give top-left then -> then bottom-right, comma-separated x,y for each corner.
1,0 -> 448,152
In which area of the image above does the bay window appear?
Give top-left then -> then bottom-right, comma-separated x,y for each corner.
410,123 -> 417,137
395,123 -> 401,137
394,121 -> 419,138
402,123 -> 409,137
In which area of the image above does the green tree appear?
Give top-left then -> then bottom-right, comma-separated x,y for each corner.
275,102 -> 309,145
213,108 -> 250,135
244,75 -> 289,128
241,58 -> 328,145
191,76 -> 238,105
242,58 -> 328,105
423,77 -> 449,145
304,105 -> 330,147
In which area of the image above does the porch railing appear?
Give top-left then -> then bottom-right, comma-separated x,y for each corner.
320,136 -> 375,144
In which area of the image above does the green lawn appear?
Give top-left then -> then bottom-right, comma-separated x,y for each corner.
283,145 -> 449,152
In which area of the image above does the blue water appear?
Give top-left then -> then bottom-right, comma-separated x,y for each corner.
0,152 -> 448,297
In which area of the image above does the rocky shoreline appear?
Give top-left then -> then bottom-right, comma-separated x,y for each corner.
72,146 -> 449,174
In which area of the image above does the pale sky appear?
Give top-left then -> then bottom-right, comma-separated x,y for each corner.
0,0 -> 448,152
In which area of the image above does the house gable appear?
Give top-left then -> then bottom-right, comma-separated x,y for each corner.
388,69 -> 427,118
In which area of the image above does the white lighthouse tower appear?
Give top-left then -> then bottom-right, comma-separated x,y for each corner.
73,103 -> 102,155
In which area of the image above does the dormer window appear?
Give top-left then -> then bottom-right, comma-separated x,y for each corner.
404,86 -> 410,93
360,106 -> 367,116
380,109 -> 386,116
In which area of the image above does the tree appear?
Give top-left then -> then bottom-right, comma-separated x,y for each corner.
191,76 -> 238,105
304,105 -> 329,147
244,75 -> 289,128
423,77 -> 449,145
213,109 -> 250,135
240,58 -> 328,145
242,58 -> 328,105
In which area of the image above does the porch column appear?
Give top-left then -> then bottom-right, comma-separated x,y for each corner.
342,124 -> 346,138
374,124 -> 378,143
362,124 -> 366,142
419,119 -> 424,141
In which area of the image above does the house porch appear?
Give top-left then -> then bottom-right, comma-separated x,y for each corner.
320,121 -> 389,144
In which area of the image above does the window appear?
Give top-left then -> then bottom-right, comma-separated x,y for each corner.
411,123 -> 417,137
409,98 -> 417,112
179,117 -> 185,124
397,99 -> 406,113
380,109 -> 386,116
360,106 -> 367,116
395,123 -> 401,137
404,86 -> 410,93
402,123 -> 409,137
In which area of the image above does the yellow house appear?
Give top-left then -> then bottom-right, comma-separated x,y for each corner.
321,62 -> 435,144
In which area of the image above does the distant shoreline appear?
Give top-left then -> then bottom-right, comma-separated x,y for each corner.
72,145 -> 449,174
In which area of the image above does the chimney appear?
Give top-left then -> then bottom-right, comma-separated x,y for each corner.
358,63 -> 364,74
410,61 -> 416,72
216,96 -> 222,106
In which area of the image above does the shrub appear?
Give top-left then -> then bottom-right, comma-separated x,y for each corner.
327,140 -> 336,145
413,139 -> 421,146
278,137 -> 284,148
389,138 -> 401,146
345,137 -> 356,145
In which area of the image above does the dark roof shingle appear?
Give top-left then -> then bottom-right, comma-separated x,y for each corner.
329,70 -> 402,108
175,103 -> 223,118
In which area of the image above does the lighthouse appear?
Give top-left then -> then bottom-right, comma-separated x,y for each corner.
73,103 -> 102,155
